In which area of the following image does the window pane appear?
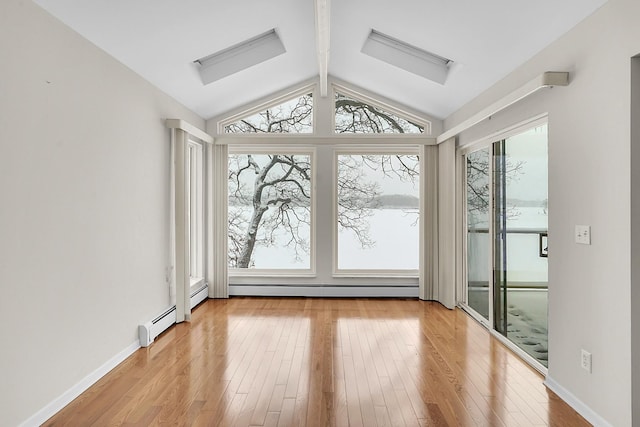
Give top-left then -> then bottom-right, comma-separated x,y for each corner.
466,148 -> 490,320
228,153 -> 312,269
335,93 -> 424,134
224,94 -> 313,133
337,154 -> 419,270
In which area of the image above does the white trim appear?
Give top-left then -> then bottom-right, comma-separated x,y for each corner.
544,376 -> 613,427
211,143 -> 229,298
174,129 -> 191,322
216,136 -> 437,145
438,72 -> 568,143
458,113 -> 549,154
230,270 -> 317,278
489,324 -> 547,375
20,341 -> 141,427
187,140 -> 206,287
229,285 -> 419,298
454,151 -> 465,303
332,271 -> 419,278
332,147 -> 421,155
458,303 -> 491,329
165,119 -> 213,144
437,138 -> 456,309
227,146 -> 319,155
314,0 -> 330,97
420,145 -> 438,301
190,283 -> 208,309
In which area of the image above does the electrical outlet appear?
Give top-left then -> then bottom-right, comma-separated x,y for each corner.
581,349 -> 592,373
575,225 -> 591,245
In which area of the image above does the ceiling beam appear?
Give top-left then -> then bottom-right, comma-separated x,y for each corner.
314,0 -> 330,97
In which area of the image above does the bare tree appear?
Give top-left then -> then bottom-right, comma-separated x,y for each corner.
228,154 -> 311,268
335,93 -> 424,134
224,95 -> 313,134
466,150 -> 524,227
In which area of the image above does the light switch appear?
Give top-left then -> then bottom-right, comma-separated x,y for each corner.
575,225 -> 591,245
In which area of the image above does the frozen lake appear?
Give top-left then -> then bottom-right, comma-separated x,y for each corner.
230,207 -> 419,270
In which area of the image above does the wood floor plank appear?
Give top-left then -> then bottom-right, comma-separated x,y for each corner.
43,298 -> 590,427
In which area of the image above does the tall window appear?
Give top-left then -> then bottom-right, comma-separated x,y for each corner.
223,93 -> 313,134
228,152 -> 313,270
336,153 -> 420,272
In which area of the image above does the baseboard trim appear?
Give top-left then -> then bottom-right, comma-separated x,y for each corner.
19,340 -> 141,427
229,285 -> 419,298
544,376 -> 612,427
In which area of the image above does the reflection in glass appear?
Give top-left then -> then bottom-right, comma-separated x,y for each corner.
466,148 -> 491,321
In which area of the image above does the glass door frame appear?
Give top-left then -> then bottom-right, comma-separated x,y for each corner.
457,115 -> 549,374
460,142 -> 496,330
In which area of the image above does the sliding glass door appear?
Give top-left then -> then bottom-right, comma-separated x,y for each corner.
464,122 -> 548,368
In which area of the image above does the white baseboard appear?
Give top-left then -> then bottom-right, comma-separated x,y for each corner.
19,340 -> 141,427
229,285 -> 419,298
190,283 -> 208,308
544,376 -> 612,427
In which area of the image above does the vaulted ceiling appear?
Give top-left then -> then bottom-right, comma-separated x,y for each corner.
34,0 -> 607,121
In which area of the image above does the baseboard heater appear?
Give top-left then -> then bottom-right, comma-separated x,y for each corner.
229,285 -> 419,298
138,283 -> 208,347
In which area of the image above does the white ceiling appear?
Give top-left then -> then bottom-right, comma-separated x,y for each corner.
34,0 -> 607,121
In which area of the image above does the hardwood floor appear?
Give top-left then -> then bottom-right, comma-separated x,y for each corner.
44,298 -> 589,426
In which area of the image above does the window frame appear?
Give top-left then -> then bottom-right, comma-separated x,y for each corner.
187,138 -> 206,291
227,146 -> 317,277
333,147 -> 421,278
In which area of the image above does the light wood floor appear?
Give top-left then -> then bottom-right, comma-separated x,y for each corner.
44,298 -> 589,426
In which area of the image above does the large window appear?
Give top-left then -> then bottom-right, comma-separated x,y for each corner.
219,83 -> 431,283
228,151 -> 314,271
335,152 -> 420,273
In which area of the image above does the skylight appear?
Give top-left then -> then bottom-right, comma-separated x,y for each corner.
194,29 -> 286,85
362,30 -> 452,85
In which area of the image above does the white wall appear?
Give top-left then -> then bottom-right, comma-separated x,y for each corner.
631,55 -> 640,427
448,0 -> 639,425
0,1 -> 204,425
